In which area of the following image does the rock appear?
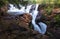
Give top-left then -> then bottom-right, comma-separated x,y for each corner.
0,13 -> 32,39
18,13 -> 32,30
0,13 -> 32,30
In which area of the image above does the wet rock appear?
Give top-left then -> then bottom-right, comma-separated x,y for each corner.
18,13 -> 32,30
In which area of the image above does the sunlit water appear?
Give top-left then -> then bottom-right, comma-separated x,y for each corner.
7,4 -> 47,34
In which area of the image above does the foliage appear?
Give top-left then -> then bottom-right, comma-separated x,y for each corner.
8,0 -> 20,5
0,0 -> 8,7
54,14 -> 60,27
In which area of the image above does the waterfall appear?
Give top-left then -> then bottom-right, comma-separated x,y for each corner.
31,4 -> 47,35
7,4 -> 26,15
31,4 -> 42,34
7,4 -> 47,34
25,5 -> 32,13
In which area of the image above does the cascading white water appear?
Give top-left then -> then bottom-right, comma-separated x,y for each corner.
31,4 -> 42,34
7,4 -> 47,35
25,5 -> 32,13
31,4 -> 47,34
7,4 -> 26,15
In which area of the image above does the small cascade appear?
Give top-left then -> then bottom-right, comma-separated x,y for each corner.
31,4 -> 42,34
7,4 -> 47,34
25,5 -> 32,13
29,4 -> 36,13
9,4 -> 15,10
31,4 -> 47,35
7,4 -> 26,15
